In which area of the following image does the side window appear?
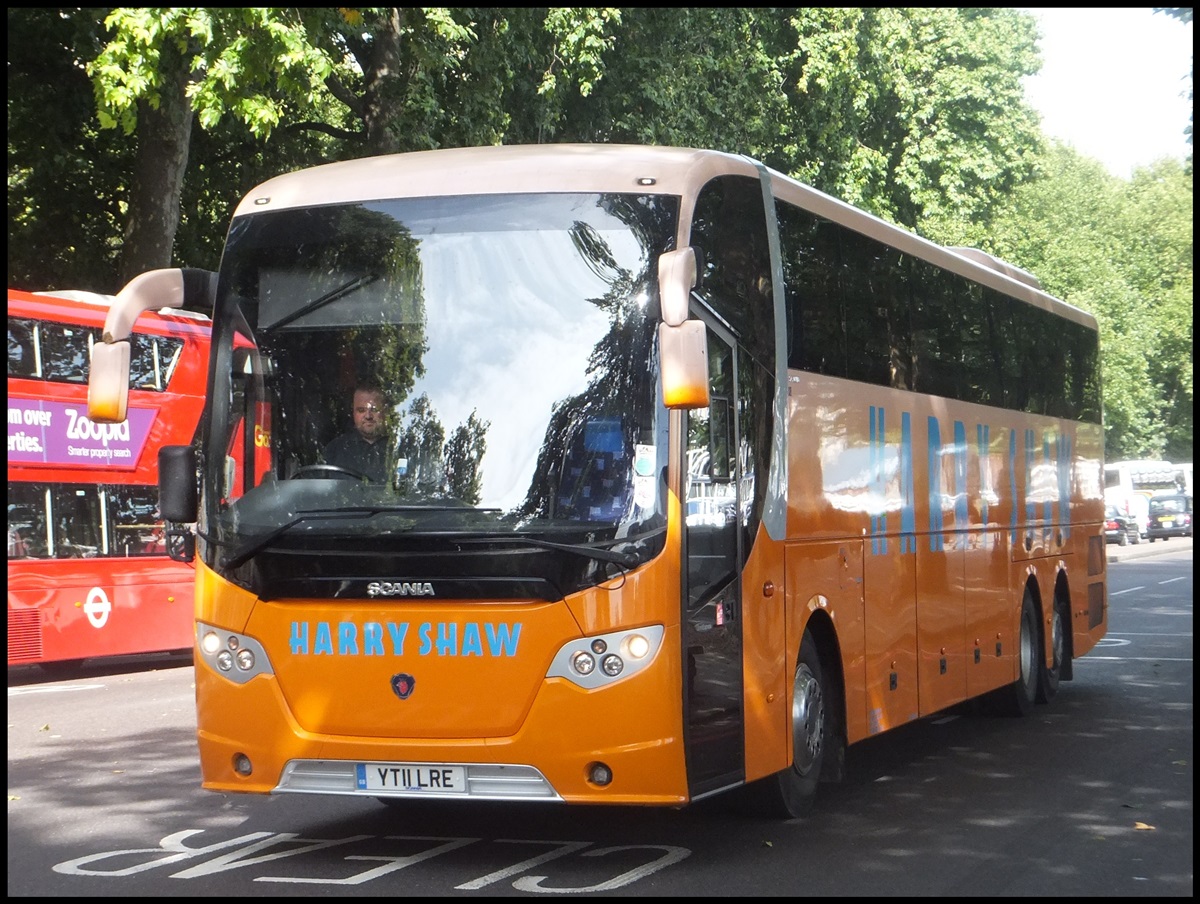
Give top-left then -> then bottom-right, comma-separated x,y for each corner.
690,175 -> 774,370
842,230 -> 911,389
130,334 -> 184,391
778,203 -> 845,376
8,487 -> 49,560
108,486 -> 166,556
39,323 -> 95,384
49,486 -> 103,557
685,330 -> 738,609
8,318 -> 38,377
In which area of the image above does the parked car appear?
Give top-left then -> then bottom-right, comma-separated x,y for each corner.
1146,494 -> 1193,541
1104,505 -> 1139,546
1105,490 -> 1151,539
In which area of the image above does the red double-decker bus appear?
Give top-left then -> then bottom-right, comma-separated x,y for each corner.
7,287 -> 211,673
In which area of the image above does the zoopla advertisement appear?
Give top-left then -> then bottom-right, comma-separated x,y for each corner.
7,396 -> 156,468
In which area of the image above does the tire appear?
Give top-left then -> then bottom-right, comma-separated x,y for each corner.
1117,530 -> 1128,547
991,589 -> 1039,717
740,631 -> 828,818
1130,528 -> 1141,545
1036,596 -> 1066,704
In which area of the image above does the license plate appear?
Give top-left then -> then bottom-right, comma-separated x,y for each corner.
1161,519 -> 1174,527
356,763 -> 466,793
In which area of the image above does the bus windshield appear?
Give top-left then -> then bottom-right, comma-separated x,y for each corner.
205,192 -> 678,598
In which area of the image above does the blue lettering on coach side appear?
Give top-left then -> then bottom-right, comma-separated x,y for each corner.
870,406 -> 887,555
863,407 -> 918,557
953,420 -> 968,534
927,416 -> 944,551
900,412 -> 915,553
1057,432 -> 1072,539
1043,430 -> 1054,526
289,621 -> 522,658
1025,428 -> 1037,526
1009,429 -> 1019,547
977,424 -> 991,548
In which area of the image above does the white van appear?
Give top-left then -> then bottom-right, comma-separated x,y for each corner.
1104,460 -> 1185,539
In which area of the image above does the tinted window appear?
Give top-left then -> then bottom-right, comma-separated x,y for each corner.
776,200 -> 1102,423
6,317 -> 182,390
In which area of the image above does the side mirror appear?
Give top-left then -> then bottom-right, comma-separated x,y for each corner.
160,444 -> 198,563
659,321 -> 709,409
87,340 -> 132,424
159,445 -> 198,522
658,247 -> 697,326
87,267 -> 216,424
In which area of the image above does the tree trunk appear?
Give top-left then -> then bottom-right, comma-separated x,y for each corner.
118,40 -> 194,284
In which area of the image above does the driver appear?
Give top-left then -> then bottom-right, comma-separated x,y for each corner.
322,380 -> 391,482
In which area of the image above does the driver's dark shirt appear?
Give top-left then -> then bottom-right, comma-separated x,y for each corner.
322,432 -> 389,483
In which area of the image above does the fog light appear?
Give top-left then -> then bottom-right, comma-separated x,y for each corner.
572,651 -> 596,675
201,631 -> 222,655
590,638 -> 608,654
233,753 -> 253,776
235,648 -> 255,671
216,649 -> 234,671
588,762 -> 613,786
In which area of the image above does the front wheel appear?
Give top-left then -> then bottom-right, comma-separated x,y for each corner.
739,631 -> 829,818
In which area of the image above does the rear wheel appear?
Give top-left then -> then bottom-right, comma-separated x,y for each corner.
990,590 -> 1039,716
1117,530 -> 1128,547
739,631 -> 828,818
1036,596 -> 1066,704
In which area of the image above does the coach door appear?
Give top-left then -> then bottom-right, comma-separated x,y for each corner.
682,318 -> 746,795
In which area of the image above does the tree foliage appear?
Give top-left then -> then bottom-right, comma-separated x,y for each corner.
987,146 -> 1193,460
6,7 -> 1193,460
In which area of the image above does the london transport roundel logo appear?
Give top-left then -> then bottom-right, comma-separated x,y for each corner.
83,586 -> 112,629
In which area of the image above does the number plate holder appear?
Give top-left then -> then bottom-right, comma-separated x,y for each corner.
356,763 -> 466,793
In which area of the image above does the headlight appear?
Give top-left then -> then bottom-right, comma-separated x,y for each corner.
196,622 -> 273,684
546,625 -> 664,689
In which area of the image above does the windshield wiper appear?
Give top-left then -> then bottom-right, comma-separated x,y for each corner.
223,509 -> 363,570
263,273 -> 381,331
451,535 -> 640,568
221,504 -> 501,570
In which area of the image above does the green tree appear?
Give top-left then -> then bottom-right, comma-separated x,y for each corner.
8,8 -> 130,292
987,145 -> 1193,461
1115,158 -> 1193,459
87,7 -> 339,282
550,8 -> 1044,238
